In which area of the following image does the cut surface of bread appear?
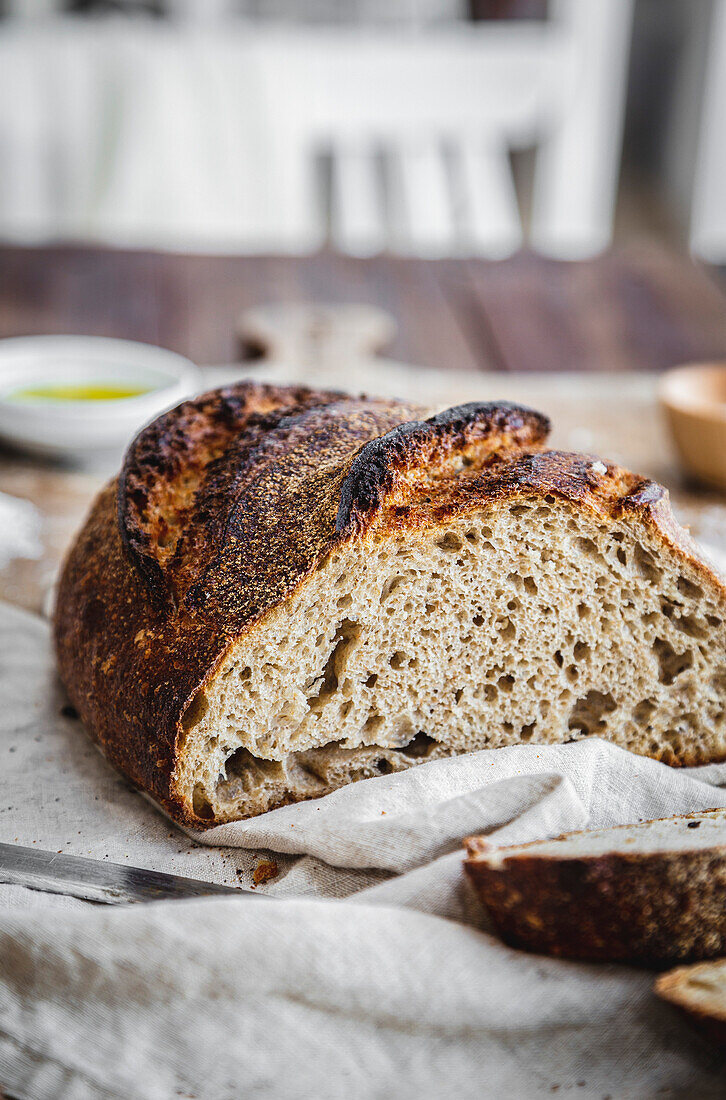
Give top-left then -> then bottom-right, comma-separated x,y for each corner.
465,810 -> 726,965
54,382 -> 726,828
655,959 -> 726,1044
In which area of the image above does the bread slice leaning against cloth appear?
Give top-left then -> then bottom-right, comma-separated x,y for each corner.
464,809 -> 726,966
54,381 -> 726,829
656,958 -> 726,1043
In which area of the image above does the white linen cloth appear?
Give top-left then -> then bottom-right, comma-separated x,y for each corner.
1,600 -> 726,1097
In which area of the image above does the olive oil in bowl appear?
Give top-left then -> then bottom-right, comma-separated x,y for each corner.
0,335 -> 199,456
9,382 -> 152,402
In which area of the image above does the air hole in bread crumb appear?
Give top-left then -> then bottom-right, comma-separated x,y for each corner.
671,613 -> 708,640
381,576 -> 406,602
390,651 -> 408,670
523,577 -> 538,595
498,674 -> 515,693
499,619 -> 516,641
455,688 -> 464,704
521,722 -> 536,742
677,576 -> 704,599
402,732 -> 437,757
437,532 -> 463,552
634,545 -> 662,584
633,698 -> 656,723
182,691 -> 209,731
664,729 -> 688,753
364,715 -> 383,735
365,673 -> 378,688
554,650 -> 564,668
568,690 -> 616,734
573,641 -> 590,661
711,671 -> 726,692
575,537 -> 606,566
192,784 -> 215,820
308,620 -> 360,709
653,639 -> 694,685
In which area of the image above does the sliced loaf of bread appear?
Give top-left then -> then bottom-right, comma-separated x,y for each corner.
465,809 -> 726,966
656,958 -> 726,1044
55,383 -> 726,827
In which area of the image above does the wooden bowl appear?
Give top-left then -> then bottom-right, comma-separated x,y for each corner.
660,363 -> 726,491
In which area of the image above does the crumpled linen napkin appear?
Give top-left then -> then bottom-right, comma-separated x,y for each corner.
1,600 -> 726,1098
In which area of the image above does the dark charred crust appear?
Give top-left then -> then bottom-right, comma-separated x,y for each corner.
465,811 -> 726,966
180,396 -> 424,612
618,478 -> 667,510
336,401 -> 550,535
118,382 -> 347,606
54,382 -> 726,828
465,846 -> 726,967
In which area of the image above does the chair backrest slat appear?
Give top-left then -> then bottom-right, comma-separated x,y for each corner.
0,6 -> 634,256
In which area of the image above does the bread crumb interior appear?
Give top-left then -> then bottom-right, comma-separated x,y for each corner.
176,498 -> 726,822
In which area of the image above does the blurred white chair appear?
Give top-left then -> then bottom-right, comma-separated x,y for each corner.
688,0 -> 726,262
286,0 -> 634,258
0,1 -> 633,257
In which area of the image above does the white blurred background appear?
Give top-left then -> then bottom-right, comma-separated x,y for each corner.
0,0 -> 722,261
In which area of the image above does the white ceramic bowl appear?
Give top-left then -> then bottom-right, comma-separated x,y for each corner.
0,336 -> 200,458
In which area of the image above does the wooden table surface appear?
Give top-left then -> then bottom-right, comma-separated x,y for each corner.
2,241 -> 726,616
2,241 -> 726,374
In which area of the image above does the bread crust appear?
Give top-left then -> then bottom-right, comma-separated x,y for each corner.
464,814 -> 726,966
54,382 -> 726,827
655,961 -> 726,1043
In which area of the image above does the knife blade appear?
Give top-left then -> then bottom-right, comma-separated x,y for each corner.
0,842 -> 268,905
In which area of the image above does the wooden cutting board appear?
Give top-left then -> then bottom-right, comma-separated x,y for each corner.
1,304 -> 725,616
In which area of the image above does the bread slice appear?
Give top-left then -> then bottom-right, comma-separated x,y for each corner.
656,959 -> 726,1044
464,809 -> 726,965
54,382 -> 726,828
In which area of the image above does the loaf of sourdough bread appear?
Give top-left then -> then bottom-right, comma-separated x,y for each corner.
465,809 -> 726,965
54,382 -> 726,828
